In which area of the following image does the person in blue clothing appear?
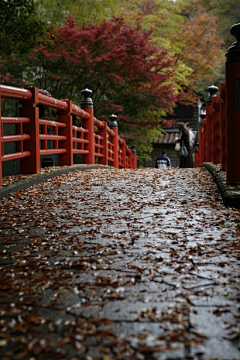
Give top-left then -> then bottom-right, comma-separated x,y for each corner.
155,150 -> 171,169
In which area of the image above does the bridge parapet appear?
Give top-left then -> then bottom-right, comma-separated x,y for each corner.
0,86 -> 137,187
196,23 -> 240,186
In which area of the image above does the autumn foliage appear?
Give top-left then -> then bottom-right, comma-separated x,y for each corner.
119,0 -> 224,104
0,0 -> 225,156
175,2 -> 224,103
29,16 -> 179,144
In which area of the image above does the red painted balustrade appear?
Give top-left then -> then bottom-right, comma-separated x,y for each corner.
0,85 -> 137,187
195,23 -> 240,185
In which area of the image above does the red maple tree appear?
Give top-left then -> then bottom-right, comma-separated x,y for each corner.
30,16 -> 180,141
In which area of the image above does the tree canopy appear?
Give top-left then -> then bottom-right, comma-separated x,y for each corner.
117,0 -> 224,103
199,0 -> 240,47
35,0 -> 120,28
0,0 -> 45,55
0,0 -> 46,85
28,16 -> 179,157
0,0 -> 229,158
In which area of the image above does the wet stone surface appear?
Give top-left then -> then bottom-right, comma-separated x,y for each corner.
0,167 -> 239,360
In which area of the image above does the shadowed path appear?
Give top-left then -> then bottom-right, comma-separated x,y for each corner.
0,167 -> 239,360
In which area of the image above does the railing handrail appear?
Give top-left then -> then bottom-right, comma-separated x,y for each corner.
0,85 -> 32,101
38,93 -> 68,111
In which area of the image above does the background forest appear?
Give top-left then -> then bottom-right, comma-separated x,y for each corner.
0,0 -> 239,160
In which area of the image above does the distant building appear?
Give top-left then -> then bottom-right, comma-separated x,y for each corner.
138,102 -> 200,168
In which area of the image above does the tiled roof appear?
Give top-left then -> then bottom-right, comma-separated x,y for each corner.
152,132 -> 180,144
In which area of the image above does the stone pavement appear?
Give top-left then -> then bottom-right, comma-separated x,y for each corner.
0,166 -> 239,360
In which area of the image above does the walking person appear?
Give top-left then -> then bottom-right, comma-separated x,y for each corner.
186,122 -> 197,165
177,122 -> 194,168
155,150 -> 171,169
186,122 -> 196,151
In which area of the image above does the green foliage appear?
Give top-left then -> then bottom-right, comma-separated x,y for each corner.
0,0 -> 47,85
0,0 -> 45,56
35,0 -> 121,28
134,126 -> 163,162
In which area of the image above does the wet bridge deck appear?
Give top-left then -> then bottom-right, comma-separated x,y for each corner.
0,167 -> 239,360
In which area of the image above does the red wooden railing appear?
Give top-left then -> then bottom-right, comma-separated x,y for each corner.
0,85 -> 137,187
195,84 -> 222,168
195,81 -> 238,185
195,23 -> 240,185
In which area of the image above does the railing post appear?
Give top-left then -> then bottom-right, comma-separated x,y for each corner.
19,86 -> 41,174
212,96 -> 221,164
98,121 -> 108,165
220,83 -> 227,171
80,89 -> 95,164
206,85 -> 219,163
202,117 -> 207,163
225,23 -> 240,184
195,149 -> 199,167
108,114 -> 118,168
119,139 -> 126,169
198,109 -> 206,166
127,148 -> 132,168
131,145 -> 137,169
58,99 -> 73,166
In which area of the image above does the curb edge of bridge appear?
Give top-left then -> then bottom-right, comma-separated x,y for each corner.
0,164 -> 114,200
201,163 -> 240,209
